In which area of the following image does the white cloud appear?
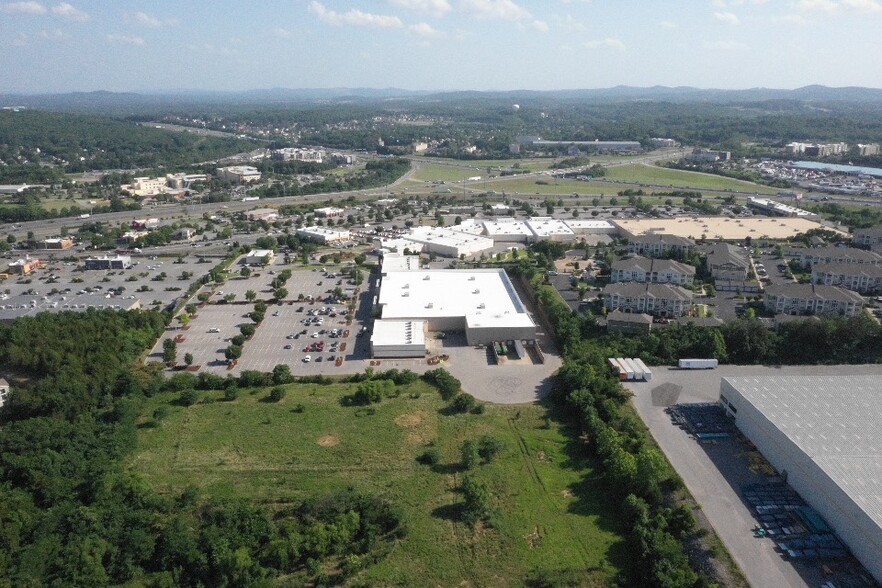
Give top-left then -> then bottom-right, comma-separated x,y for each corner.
660,20 -> 677,28
788,0 -> 882,17
458,0 -> 532,21
557,14 -> 586,32
273,27 -> 293,38
793,0 -> 840,12
408,21 -> 446,38
582,37 -> 625,50
39,27 -> 66,39
1,1 -> 45,15
51,2 -> 88,21
704,39 -> 748,50
309,1 -> 404,28
388,0 -> 451,18
772,13 -> 807,24
714,10 -> 740,23
134,11 -> 162,28
842,0 -> 882,12
187,42 -> 239,56
12,32 -> 30,46
531,19 -> 549,32
107,34 -> 145,46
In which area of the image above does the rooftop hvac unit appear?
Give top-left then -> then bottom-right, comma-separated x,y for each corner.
402,283 -> 409,289
469,276 -> 476,280
478,303 -> 485,309
402,292 -> 409,297
426,302 -> 433,308
473,289 -> 480,294
423,275 -> 430,280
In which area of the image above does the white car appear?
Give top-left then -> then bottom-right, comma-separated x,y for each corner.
303,355 -> 312,362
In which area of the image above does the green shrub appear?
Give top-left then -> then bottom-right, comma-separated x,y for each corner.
477,435 -> 505,463
449,393 -> 476,414
268,387 -> 287,402
179,388 -> 199,406
461,440 -> 480,469
417,448 -> 441,466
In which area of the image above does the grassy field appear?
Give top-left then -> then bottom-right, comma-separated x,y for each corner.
415,157 -> 558,173
130,381 -> 627,586
409,163 -> 482,183
605,164 -> 779,194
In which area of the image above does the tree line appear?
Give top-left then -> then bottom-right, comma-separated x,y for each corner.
0,310 -> 404,586
516,243 -> 882,587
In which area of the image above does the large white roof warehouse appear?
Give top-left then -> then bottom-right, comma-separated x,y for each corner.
720,375 -> 882,583
372,256 -> 536,350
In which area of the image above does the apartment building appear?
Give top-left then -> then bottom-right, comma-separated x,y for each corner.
611,255 -> 695,286
602,282 -> 694,317
763,283 -> 864,317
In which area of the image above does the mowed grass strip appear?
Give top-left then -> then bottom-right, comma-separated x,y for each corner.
131,381 -> 627,585
605,163 -> 779,193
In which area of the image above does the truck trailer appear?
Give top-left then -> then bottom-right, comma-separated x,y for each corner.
633,358 -> 653,381
678,358 -> 719,370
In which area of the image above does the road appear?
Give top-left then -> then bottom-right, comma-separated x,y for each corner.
11,147 -> 872,240
12,165 -> 422,240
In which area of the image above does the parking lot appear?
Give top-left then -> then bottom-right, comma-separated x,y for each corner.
0,252 -> 213,320
238,299 -> 354,374
152,263 -> 563,403
149,303 -> 257,371
627,363 -> 882,588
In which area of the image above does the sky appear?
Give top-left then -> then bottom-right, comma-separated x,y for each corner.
2,0 -> 882,93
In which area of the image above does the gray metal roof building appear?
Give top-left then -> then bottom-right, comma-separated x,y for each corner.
720,375 -> 882,583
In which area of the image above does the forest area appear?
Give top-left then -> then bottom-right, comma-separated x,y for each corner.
0,311 -> 403,586
0,110 -> 255,183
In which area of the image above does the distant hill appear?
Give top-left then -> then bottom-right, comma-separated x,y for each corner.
4,85 -> 882,115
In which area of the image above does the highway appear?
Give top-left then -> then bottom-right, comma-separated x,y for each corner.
9,148 -> 873,240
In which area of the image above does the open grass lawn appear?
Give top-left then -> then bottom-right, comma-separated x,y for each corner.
131,381 -> 627,586
605,164 -> 779,194
482,176 -> 614,197
409,164 -> 480,183
39,197 -> 79,211
417,157 -> 557,173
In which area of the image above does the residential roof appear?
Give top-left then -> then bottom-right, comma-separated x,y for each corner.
813,263 -> 882,278
603,282 -> 694,301
764,283 -> 864,303
800,246 -> 882,264
613,255 -> 696,275
607,309 -> 653,324
723,375 -> 882,540
706,243 -> 749,268
854,226 -> 882,238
